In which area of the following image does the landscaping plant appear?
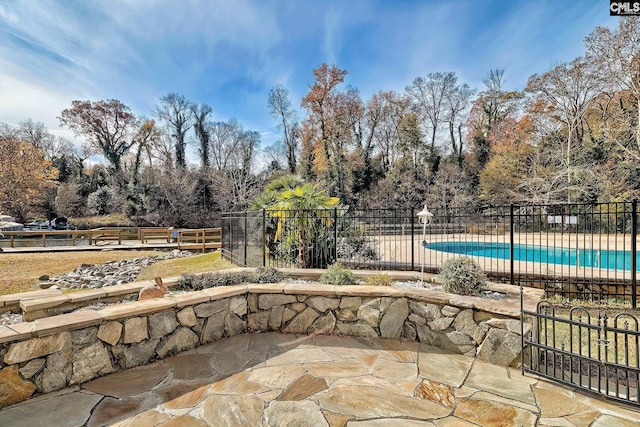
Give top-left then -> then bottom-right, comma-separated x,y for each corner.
439,256 -> 487,296
319,263 -> 357,286
364,272 -> 393,286
177,268 -> 286,291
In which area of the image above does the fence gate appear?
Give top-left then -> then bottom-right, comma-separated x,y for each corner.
522,300 -> 640,406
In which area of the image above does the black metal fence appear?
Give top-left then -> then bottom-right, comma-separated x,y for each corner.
511,202 -> 638,306
222,201 -> 639,305
523,301 -> 640,406
223,201 -> 640,405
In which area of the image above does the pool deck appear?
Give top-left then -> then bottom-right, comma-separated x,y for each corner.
1,332 -> 639,426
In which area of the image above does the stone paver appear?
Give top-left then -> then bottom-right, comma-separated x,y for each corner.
0,390 -> 102,427
1,332 -> 640,426
277,373 -> 328,401
82,362 -> 170,398
163,353 -> 216,380
454,398 -> 537,426
466,359 -> 536,405
263,400 -> 328,426
417,345 -> 474,387
86,396 -> 145,427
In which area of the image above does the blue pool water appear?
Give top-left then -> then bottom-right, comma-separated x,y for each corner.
426,241 -> 640,271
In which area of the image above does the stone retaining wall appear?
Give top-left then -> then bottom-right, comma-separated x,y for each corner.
0,282 -> 543,409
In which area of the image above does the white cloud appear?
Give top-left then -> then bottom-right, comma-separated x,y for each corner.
0,66 -> 75,129
323,11 -> 342,65
0,0 -> 622,151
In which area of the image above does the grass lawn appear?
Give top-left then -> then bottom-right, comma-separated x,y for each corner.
536,306 -> 640,367
136,251 -> 234,280
0,250 -> 234,296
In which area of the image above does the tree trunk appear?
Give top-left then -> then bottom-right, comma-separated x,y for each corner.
431,126 -> 437,152
457,124 -> 464,169
637,97 -> 640,153
449,121 -> 457,158
297,226 -> 308,268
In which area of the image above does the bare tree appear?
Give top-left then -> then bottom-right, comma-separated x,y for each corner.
148,134 -> 175,169
371,91 -> 411,173
129,119 -> 161,184
405,72 -> 457,153
479,69 -> 520,132
586,17 -> 640,156
526,58 -> 605,202
427,163 -> 473,214
59,99 -> 138,176
155,93 -> 194,168
192,103 -> 212,169
268,84 -> 299,173
18,119 -> 56,157
210,119 -> 238,171
208,119 -> 261,208
445,83 -> 475,168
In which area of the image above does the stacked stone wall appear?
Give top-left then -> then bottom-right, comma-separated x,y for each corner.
0,283 -> 541,408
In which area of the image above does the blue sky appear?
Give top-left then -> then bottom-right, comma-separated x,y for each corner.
0,0 -> 618,157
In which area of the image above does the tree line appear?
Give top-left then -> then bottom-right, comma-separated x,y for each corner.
1,17 -> 639,226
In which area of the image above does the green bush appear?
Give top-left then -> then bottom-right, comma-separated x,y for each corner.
364,272 -> 392,287
177,268 -> 286,291
439,257 -> 487,296
320,263 -> 357,286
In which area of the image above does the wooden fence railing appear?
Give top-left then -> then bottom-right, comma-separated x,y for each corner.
0,226 -> 221,251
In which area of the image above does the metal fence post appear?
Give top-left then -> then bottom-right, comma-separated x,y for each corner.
632,199 -> 637,309
510,204 -> 515,288
411,207 -> 415,271
262,208 -> 266,268
512,204 -> 524,371
243,213 -> 248,267
333,208 -> 338,264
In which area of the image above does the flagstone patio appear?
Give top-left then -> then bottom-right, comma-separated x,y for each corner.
1,332 -> 639,426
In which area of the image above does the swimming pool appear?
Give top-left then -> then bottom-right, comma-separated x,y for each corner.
425,241 -> 639,271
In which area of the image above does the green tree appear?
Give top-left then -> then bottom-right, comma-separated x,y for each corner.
268,183 -> 339,268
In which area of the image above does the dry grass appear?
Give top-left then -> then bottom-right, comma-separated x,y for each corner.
0,249 -> 236,296
137,251 -> 234,280
0,250 -> 166,295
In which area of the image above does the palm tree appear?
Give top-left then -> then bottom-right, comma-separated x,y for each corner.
249,174 -> 304,211
268,183 -> 339,267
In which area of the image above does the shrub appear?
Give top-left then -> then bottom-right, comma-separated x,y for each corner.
439,257 -> 487,296
254,267 -> 287,283
177,268 -> 286,291
320,263 -> 357,286
364,272 -> 392,287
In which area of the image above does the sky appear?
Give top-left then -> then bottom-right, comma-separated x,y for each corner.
0,0 -> 620,161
